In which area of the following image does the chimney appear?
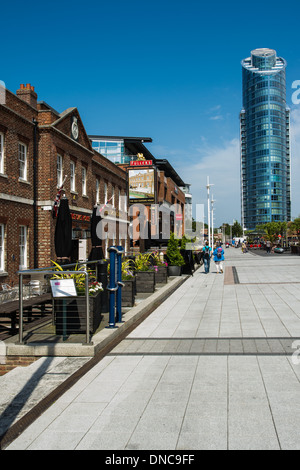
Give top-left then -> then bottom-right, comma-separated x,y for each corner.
16,83 -> 37,108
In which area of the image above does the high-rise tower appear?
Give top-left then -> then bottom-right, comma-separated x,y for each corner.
240,48 -> 291,231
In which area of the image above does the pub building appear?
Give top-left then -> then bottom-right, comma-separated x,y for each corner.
0,84 -> 128,287
89,135 -> 187,251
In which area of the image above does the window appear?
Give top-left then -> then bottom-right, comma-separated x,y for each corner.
0,224 -> 4,271
82,166 -> 87,196
96,178 -> 100,204
57,154 -> 63,187
19,226 -> 27,269
111,186 -> 115,207
104,182 -> 108,203
0,133 -> 4,174
19,143 -> 27,180
70,161 -> 76,192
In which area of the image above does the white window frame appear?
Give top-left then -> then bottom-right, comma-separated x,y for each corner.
0,133 -> 4,174
96,178 -> 100,204
112,186 -> 115,207
82,166 -> 87,196
70,161 -> 76,192
57,154 -> 63,187
0,224 -> 4,272
104,182 -> 108,203
19,142 -> 27,180
19,225 -> 28,270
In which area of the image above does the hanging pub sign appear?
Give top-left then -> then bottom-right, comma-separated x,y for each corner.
130,160 -> 153,166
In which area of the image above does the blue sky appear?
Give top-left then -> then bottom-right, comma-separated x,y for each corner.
2,0 -> 300,227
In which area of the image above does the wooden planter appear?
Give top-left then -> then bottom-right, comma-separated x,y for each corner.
135,270 -> 155,293
154,265 -> 168,284
54,291 -> 103,335
121,279 -> 135,307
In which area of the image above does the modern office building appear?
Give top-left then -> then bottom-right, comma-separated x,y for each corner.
240,48 -> 291,230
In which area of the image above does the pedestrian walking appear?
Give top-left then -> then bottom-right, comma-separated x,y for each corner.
266,240 -> 271,254
202,241 -> 212,274
213,243 -> 225,274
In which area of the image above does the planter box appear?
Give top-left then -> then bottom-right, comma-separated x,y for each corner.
136,270 -> 155,293
167,265 -> 182,276
121,279 -> 135,307
54,291 -> 102,335
154,265 -> 168,284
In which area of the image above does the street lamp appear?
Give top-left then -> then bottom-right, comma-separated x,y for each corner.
206,176 -> 214,247
211,195 -> 215,248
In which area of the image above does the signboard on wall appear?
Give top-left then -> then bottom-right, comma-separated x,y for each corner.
128,168 -> 155,204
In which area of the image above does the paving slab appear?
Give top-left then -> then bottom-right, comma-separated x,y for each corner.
3,248 -> 300,450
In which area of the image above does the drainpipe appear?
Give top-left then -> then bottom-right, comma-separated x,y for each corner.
32,118 -> 38,268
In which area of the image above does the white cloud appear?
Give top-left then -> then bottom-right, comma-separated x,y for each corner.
290,107 -> 300,219
176,138 -> 241,227
209,115 -> 223,121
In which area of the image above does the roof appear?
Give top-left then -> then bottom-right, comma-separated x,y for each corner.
88,135 -> 186,186
88,135 -> 152,143
155,159 -> 186,187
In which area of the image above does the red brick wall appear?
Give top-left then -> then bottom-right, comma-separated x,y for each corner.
0,85 -> 129,285
0,355 -> 38,376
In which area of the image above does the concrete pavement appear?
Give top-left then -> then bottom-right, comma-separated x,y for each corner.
4,247 -> 300,450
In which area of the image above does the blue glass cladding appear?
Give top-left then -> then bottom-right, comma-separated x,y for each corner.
240,50 -> 291,230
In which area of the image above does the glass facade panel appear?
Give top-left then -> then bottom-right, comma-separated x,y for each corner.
240,48 -> 291,230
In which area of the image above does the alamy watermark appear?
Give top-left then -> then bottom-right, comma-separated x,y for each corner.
0,80 -> 6,105
0,340 -> 6,365
291,80 -> 300,105
96,201 -> 205,249
292,340 -> 300,365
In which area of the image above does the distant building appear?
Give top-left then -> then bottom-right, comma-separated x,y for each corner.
240,48 -> 291,230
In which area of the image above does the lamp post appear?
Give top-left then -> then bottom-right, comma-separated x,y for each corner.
206,177 -> 214,247
211,195 -> 215,248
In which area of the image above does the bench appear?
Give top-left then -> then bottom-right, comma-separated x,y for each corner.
0,293 -> 52,333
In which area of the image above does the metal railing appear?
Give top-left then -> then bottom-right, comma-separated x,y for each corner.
17,260 -> 105,345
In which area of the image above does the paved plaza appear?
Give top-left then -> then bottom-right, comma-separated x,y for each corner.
5,248 -> 300,450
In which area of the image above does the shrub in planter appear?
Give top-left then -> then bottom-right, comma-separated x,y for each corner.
166,233 -> 185,276
51,260 -> 103,334
150,251 -> 168,284
134,253 -> 155,293
121,259 -> 135,307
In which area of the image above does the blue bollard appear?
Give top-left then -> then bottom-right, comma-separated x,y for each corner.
106,246 -> 118,329
116,245 -> 124,323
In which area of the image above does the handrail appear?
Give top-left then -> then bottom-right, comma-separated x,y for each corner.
18,269 -> 90,345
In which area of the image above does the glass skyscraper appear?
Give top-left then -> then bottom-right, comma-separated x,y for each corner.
240,48 -> 291,231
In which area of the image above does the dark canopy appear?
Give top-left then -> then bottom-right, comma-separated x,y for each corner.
88,206 -> 104,261
54,197 -> 73,260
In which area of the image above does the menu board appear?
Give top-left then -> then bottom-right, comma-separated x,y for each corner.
50,279 -> 77,297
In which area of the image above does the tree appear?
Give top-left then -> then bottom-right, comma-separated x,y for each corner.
256,221 -> 287,244
232,221 -> 243,238
288,217 -> 300,241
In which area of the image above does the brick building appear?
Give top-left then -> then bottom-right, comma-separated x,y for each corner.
0,84 -> 128,287
89,136 -> 187,250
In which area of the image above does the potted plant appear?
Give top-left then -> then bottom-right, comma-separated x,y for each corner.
51,260 -> 103,335
121,259 -> 135,307
134,253 -> 155,293
150,251 -> 168,284
166,233 -> 185,276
